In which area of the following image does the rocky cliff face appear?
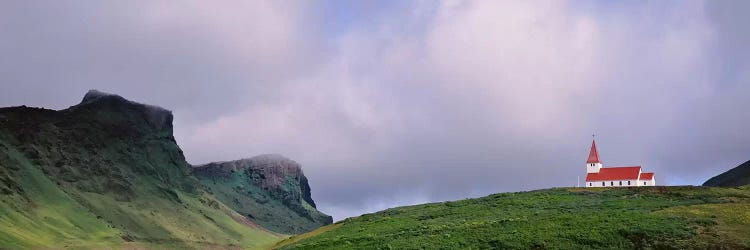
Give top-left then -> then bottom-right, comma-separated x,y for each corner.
194,154 -> 317,207
0,90 -> 195,202
703,160 -> 750,187
0,90 -> 329,248
194,155 -> 332,234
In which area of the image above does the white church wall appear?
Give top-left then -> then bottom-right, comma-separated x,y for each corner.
586,181 -> 604,187
585,179 -> 639,188
586,162 -> 602,173
641,179 -> 655,186
622,179 -> 637,186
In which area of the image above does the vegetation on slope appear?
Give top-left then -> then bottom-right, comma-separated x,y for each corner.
194,155 -> 332,235
0,91 -> 283,249
0,141 -> 121,249
278,186 -> 750,249
704,160 -> 750,187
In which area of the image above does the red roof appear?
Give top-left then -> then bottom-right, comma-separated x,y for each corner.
586,166 -> 641,181
639,172 -> 654,180
587,140 -> 601,163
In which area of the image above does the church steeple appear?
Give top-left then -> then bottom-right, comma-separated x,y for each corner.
586,138 -> 603,173
587,139 -> 600,163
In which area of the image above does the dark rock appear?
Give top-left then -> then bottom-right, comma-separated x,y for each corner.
73,89 -> 173,132
703,160 -> 750,187
194,154 -> 317,207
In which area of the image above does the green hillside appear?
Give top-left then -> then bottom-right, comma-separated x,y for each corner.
0,141 -> 280,249
704,160 -> 750,187
277,186 -> 750,249
0,91 -> 298,249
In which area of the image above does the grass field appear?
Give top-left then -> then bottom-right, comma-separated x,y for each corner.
276,186 -> 750,249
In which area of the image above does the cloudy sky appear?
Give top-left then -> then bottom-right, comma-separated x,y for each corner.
1,1 -> 749,220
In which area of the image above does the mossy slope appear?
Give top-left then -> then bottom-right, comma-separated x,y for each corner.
0,91 -> 281,249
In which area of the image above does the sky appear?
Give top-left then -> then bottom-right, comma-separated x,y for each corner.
1,0 -> 749,221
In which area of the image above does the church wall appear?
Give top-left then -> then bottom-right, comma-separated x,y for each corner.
586,162 -> 602,173
585,179 -> 639,188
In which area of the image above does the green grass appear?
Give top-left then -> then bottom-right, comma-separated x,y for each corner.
0,144 -> 122,249
0,133 -> 282,249
278,186 -> 750,249
70,181 -> 282,249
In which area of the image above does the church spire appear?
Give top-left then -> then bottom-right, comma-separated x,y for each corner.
587,139 -> 601,163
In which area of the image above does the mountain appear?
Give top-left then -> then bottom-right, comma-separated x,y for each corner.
0,90 -> 329,249
276,187 -> 750,249
193,155 -> 332,234
703,160 -> 750,187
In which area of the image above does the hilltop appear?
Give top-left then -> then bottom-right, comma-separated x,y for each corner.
0,90 -> 330,249
704,160 -> 750,187
276,186 -> 750,249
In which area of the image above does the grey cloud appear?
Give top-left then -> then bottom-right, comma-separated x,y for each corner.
0,1 -> 321,123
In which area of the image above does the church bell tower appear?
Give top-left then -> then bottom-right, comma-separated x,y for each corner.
586,139 -> 602,173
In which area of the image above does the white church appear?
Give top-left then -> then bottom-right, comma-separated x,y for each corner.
584,139 -> 655,187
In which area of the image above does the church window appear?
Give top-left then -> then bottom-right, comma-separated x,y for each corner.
619,181 -> 622,186
627,181 -> 630,185
602,182 -> 604,186
610,181 -> 613,186
589,183 -> 591,186
644,182 -> 647,185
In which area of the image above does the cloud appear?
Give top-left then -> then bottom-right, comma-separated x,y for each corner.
1,1 -> 748,221
0,1 -> 317,122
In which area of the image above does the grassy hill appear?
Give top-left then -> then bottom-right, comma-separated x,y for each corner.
276,186 -> 750,249
704,160 -> 750,187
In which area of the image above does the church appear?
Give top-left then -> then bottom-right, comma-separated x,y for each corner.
584,139 -> 655,187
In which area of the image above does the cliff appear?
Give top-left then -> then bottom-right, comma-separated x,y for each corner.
0,90 -> 194,203
193,155 -> 332,234
0,90 -> 327,249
